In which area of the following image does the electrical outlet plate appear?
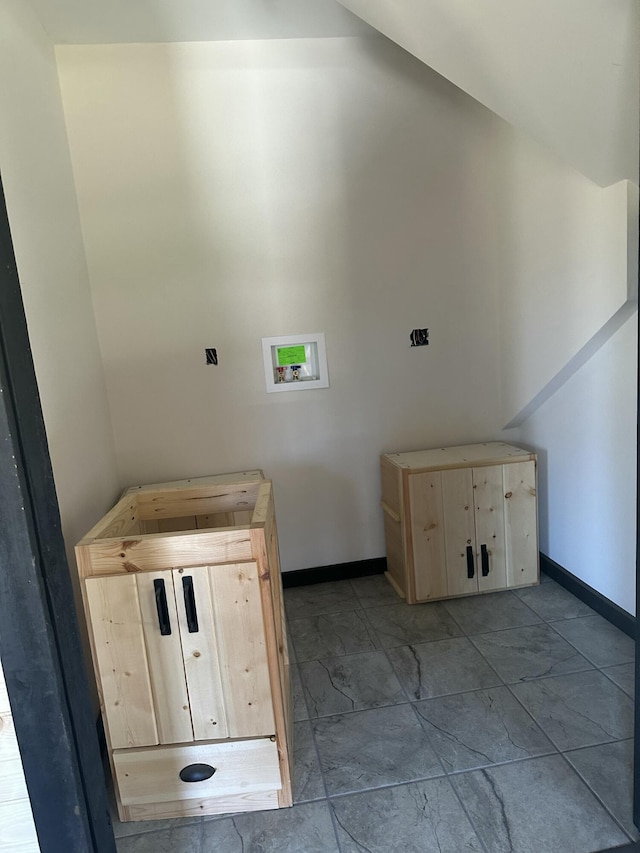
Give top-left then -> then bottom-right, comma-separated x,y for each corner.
262,333 -> 329,393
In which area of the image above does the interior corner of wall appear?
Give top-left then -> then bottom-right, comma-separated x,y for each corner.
502,298 -> 637,430
502,176 -> 637,430
627,179 -> 639,302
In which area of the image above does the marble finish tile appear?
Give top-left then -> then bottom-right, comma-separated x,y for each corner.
201,802 -> 339,853
602,662 -> 635,698
413,686 -> 555,772
289,611 -> 376,662
349,574 -> 402,609
293,721 -> 325,803
442,591 -> 541,635
331,778 -> 483,852
116,823 -> 203,852
299,651 -> 406,717
284,581 -> 359,620
565,739 -> 639,841
470,624 -> 593,683
290,664 -> 309,721
510,670 -> 634,750
312,704 -> 443,795
452,754 -> 628,853
365,602 -> 462,648
551,615 -> 635,667
514,581 -> 595,621
387,637 -> 501,700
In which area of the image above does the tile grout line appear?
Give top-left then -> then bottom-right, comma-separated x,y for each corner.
286,609 -> 347,853
390,598 -> 566,849
357,596 -> 492,853
598,666 -> 635,698
500,667 -> 633,766
544,616 -> 635,672
322,577 -> 368,853
292,585 -> 461,849
313,580 -> 441,850
557,749 -> 636,844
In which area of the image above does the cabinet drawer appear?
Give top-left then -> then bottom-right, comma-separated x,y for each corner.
114,737 -> 281,806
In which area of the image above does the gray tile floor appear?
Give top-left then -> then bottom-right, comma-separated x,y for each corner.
112,573 -> 637,852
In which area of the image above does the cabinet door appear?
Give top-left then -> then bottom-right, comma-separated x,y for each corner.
173,567 -> 229,740
473,466 -> 507,592
208,562 -> 275,737
85,575 -> 159,749
137,571 -> 194,745
408,471 -> 447,601
504,461 -> 539,586
441,468 -> 478,596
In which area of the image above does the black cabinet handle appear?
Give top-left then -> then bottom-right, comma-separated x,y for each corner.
466,545 -> 475,579
481,544 -> 490,576
154,579 -> 171,636
179,763 -> 215,783
182,576 -> 199,633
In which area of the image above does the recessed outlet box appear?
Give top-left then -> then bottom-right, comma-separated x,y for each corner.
205,348 -> 218,365
410,329 -> 429,347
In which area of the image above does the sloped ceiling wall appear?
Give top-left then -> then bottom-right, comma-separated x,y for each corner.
336,0 -> 638,187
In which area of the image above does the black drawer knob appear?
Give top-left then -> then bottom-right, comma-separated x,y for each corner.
179,763 -> 216,783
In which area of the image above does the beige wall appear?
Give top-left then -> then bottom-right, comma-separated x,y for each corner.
333,1 -> 639,613
0,0 -> 120,564
494,125 -> 636,427
493,128 -> 638,615
55,33 -> 637,610
57,37 -> 506,571
514,314 -> 637,612
0,2 -> 120,836
0,0 -> 120,770
338,0 -> 639,429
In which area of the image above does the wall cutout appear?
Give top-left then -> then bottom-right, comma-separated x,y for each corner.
262,333 -> 329,393
205,348 -> 218,365
410,329 -> 429,347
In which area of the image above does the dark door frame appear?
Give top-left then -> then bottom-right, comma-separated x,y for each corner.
0,176 -> 116,852
635,193 -> 640,829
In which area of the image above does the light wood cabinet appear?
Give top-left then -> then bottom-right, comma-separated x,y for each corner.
381,443 -> 539,604
75,471 -> 292,822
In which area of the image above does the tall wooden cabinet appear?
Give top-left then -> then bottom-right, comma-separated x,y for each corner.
75,471 -> 292,821
381,443 -> 539,604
